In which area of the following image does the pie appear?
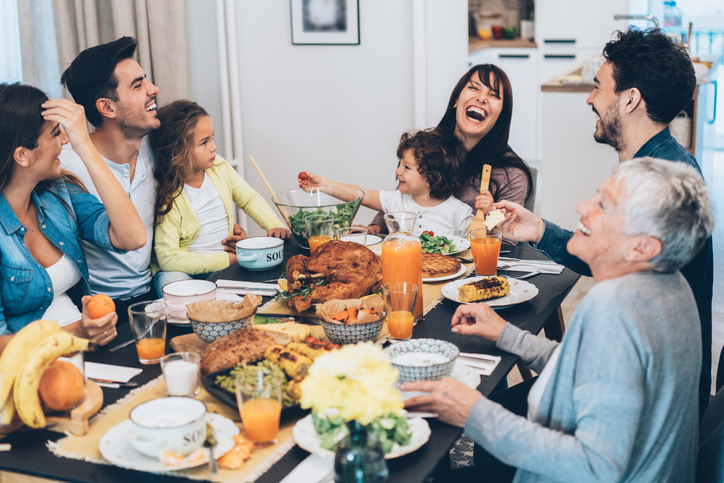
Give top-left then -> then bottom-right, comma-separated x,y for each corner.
421,253 -> 461,278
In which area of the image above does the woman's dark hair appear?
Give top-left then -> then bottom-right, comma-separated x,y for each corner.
61,36 -> 138,127
150,100 -> 209,220
438,64 -> 532,200
602,28 -> 695,125
0,83 -> 86,194
396,128 -> 465,200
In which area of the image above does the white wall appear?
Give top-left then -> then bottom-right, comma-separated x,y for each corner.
186,0 -> 468,236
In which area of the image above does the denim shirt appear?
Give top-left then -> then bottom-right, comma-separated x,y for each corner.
533,127 -> 714,417
0,180 -> 118,334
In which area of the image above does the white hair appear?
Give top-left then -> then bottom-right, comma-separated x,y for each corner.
611,157 -> 714,272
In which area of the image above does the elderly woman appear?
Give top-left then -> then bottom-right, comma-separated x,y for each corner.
0,83 -> 146,345
404,157 -> 713,482
367,64 -> 533,234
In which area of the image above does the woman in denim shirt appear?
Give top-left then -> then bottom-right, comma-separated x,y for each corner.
0,84 -> 146,345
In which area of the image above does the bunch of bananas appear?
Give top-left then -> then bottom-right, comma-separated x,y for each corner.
0,320 -> 91,429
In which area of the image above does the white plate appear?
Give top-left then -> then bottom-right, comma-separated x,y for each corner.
293,414 -> 431,460
99,413 -> 238,472
365,235 -> 382,246
422,264 -> 467,283
165,292 -> 243,325
441,276 -> 539,307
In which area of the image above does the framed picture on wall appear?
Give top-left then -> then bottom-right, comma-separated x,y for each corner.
290,0 -> 360,45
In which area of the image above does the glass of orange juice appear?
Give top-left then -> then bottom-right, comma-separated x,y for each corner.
235,369 -> 283,444
305,214 -> 334,253
382,282 -> 418,340
128,301 -> 167,365
470,228 -> 502,276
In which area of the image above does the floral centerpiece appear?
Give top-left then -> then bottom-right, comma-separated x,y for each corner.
299,342 -> 411,454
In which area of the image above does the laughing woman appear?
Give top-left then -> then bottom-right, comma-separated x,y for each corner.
368,64 -> 533,234
0,83 -> 146,344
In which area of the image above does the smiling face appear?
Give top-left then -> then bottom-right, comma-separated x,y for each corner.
190,116 -> 217,174
567,176 -> 633,275
395,148 -> 430,197
112,58 -> 160,138
586,61 -> 625,152
25,121 -> 69,182
452,71 -> 504,150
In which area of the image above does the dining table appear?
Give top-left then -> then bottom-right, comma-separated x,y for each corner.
0,238 -> 580,483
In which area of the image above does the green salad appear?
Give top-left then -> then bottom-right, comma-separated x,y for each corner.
312,412 -> 411,454
288,203 -> 358,235
419,232 -> 456,255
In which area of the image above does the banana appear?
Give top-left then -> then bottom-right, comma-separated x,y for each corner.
13,331 -> 90,429
0,393 -> 14,425
0,319 -> 61,408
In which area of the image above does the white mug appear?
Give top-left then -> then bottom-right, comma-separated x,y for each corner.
129,397 -> 207,458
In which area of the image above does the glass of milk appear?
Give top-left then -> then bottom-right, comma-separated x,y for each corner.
161,352 -> 201,397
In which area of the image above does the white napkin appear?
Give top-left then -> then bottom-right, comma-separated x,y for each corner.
84,362 -> 142,383
498,259 -> 564,274
458,353 -> 501,376
280,454 -> 334,483
215,280 -> 279,296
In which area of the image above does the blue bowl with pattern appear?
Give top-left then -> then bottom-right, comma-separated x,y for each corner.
385,339 -> 459,383
188,314 -> 253,344
321,311 -> 385,345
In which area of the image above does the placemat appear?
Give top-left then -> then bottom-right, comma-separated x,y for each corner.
48,376 -> 297,482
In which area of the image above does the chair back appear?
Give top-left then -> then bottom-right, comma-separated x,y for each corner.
697,386 -> 724,482
523,166 -> 537,213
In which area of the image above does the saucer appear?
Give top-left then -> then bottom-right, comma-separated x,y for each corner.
99,413 -> 238,472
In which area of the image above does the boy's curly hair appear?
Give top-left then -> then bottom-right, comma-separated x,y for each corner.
395,128 -> 465,200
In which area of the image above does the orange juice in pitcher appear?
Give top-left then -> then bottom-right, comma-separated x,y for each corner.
381,213 -> 423,319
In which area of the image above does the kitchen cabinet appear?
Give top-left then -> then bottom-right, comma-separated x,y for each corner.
468,47 -> 540,164
535,0 -> 629,48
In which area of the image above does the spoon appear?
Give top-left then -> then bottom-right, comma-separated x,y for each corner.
204,427 -> 218,476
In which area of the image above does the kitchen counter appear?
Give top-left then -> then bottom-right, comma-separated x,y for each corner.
468,36 -> 537,54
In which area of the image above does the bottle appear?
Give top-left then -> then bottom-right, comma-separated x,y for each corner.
334,421 -> 389,483
664,1 -> 682,28
381,212 -> 423,319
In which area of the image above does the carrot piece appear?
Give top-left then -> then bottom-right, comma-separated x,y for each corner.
331,309 -> 349,321
346,308 -> 358,324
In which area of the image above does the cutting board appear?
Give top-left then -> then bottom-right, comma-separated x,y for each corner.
45,379 -> 104,436
170,333 -> 208,355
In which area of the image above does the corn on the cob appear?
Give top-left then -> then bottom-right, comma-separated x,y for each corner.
264,345 -> 312,379
458,276 -> 510,302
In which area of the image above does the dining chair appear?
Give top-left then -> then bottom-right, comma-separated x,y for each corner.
697,386 -> 724,482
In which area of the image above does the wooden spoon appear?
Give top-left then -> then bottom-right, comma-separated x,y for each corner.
248,155 -> 291,228
466,164 -> 492,239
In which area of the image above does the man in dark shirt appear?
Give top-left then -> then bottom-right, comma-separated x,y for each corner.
496,28 -> 714,419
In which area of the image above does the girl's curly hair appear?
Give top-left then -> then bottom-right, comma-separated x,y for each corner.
149,100 -> 208,221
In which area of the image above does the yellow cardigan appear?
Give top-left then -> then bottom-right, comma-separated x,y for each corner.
152,157 -> 285,275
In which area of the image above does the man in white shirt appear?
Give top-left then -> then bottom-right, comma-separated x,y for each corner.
59,37 -> 160,319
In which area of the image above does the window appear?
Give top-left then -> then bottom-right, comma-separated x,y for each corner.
0,0 -> 23,83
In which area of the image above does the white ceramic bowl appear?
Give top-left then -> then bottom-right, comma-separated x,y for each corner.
129,397 -> 207,457
162,280 -> 217,320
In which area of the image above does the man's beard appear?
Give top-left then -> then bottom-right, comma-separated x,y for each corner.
117,104 -> 160,139
593,102 -> 625,153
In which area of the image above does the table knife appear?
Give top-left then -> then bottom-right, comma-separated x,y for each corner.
108,339 -> 135,352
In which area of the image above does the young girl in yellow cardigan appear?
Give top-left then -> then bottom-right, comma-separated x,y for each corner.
149,100 -> 289,296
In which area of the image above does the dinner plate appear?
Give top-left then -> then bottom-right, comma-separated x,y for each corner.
436,235 -> 470,256
365,235 -> 383,246
441,276 -> 539,307
293,414 -> 431,459
422,264 -> 468,283
99,413 -> 238,472
165,292 -> 243,325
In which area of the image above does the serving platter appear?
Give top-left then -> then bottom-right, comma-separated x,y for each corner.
99,413 -> 237,472
293,415 -> 431,459
203,366 -> 308,420
441,276 -> 539,307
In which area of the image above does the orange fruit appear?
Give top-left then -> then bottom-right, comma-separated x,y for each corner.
38,360 -> 85,412
87,294 -> 115,319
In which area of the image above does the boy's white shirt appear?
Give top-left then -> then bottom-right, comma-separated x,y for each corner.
378,190 -> 474,237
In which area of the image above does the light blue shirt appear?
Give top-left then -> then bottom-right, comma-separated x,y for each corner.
59,138 -> 156,300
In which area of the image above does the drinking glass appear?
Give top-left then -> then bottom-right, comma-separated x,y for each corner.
470,228 -> 502,276
235,369 -> 283,444
335,227 -> 367,246
161,352 -> 201,397
304,215 -> 334,253
128,301 -> 167,365
382,282 -> 418,340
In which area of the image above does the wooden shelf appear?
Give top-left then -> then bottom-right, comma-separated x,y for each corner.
468,37 -> 537,54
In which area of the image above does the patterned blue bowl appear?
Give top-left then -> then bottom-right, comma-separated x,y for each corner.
321,312 -> 385,345
385,338 -> 459,383
189,314 -> 253,344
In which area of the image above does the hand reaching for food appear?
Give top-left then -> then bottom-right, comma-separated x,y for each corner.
298,171 -> 324,190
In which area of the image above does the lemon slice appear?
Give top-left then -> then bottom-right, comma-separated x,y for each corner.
278,277 -> 288,292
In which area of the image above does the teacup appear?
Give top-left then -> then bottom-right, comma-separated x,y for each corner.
236,237 -> 284,271
129,397 -> 207,458
162,280 -> 217,320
